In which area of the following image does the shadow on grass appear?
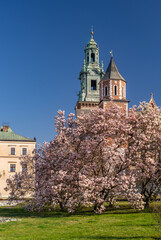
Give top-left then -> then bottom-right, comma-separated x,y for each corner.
0,208 -> 140,219
0,204 -> 152,219
0,207 -> 68,218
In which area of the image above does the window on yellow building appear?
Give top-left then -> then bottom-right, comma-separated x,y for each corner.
10,164 -> 16,172
22,163 -> 27,172
11,148 -> 15,155
22,148 -> 27,155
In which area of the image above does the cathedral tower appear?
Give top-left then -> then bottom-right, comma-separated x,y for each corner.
75,29 -> 104,116
99,54 -> 129,112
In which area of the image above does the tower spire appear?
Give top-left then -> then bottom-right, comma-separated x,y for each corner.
149,93 -> 156,107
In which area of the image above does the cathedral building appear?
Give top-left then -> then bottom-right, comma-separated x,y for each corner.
75,30 -> 129,115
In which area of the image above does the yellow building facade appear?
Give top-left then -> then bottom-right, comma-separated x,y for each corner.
0,125 -> 36,198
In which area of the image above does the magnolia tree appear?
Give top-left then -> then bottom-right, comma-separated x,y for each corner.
69,107 -> 143,212
5,102 -> 161,213
5,104 -> 143,213
128,102 -> 161,207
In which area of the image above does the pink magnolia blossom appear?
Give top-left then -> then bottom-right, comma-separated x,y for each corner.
6,102 -> 161,213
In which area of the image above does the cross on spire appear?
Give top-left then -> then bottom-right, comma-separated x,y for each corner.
110,50 -> 113,57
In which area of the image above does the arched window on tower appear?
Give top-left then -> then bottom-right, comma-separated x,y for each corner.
122,87 -> 124,97
91,53 -> 95,62
104,86 -> 108,96
114,85 -> 117,95
87,53 -> 89,62
91,80 -> 97,90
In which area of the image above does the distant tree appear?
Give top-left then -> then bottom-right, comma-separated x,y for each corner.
5,154 -> 35,201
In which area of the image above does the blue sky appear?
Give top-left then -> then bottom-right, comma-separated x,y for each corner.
0,0 -> 161,144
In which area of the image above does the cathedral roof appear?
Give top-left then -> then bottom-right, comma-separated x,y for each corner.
102,56 -> 125,81
0,126 -> 36,142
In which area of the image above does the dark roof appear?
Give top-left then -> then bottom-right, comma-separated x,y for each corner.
102,56 -> 125,81
0,126 -> 36,142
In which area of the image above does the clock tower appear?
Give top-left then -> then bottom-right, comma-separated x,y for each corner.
75,29 -> 104,116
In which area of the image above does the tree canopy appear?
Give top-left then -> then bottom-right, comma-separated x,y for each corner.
5,102 -> 161,213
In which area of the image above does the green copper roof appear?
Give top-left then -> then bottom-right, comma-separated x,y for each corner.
86,29 -> 97,48
87,37 -> 97,47
0,126 -> 36,142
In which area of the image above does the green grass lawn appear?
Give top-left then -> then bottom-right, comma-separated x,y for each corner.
0,202 -> 160,240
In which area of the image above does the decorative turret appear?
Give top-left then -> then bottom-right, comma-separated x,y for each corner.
84,27 -> 100,66
75,28 -> 104,116
99,53 -> 129,113
149,93 -> 156,108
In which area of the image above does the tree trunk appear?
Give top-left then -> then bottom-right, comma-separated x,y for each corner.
94,202 -> 98,211
94,202 -> 102,212
109,202 -> 114,208
144,198 -> 150,208
59,202 -> 64,210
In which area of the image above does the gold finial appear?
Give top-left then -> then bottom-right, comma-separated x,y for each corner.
91,26 -> 94,38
